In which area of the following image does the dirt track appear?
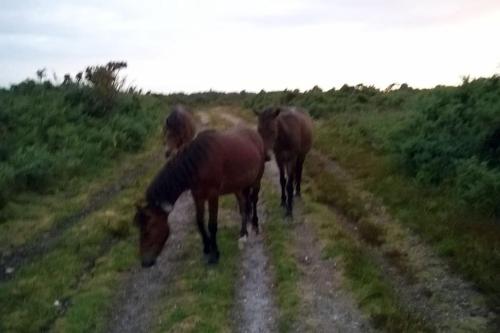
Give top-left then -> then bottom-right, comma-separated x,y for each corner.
6,106 -> 495,332
218,109 -> 374,332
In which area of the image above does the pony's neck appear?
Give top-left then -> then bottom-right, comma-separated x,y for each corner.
146,134 -> 210,211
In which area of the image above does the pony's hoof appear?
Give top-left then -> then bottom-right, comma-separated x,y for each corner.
207,252 -> 220,265
238,235 -> 248,249
252,225 -> 260,235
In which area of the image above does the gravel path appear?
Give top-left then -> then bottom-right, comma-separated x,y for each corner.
233,202 -> 278,333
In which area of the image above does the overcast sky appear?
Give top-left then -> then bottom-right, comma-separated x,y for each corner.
1,0 -> 500,92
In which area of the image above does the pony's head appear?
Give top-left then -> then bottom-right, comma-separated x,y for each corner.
134,202 -> 171,268
255,107 -> 281,155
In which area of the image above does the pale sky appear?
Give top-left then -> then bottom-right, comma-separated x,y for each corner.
1,0 -> 500,92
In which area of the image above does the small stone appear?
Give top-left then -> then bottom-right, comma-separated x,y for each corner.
5,267 -> 14,274
54,300 -> 61,307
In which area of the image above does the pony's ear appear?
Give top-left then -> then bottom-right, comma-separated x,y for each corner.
273,107 -> 281,118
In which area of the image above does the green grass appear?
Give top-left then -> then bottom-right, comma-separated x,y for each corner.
314,113 -> 500,310
51,241 -> 136,332
261,182 -> 300,333
153,197 -> 241,333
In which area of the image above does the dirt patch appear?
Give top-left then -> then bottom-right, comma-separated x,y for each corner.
310,150 -> 494,331
106,192 -> 194,333
233,202 -> 278,333
0,151 -> 161,281
218,112 -> 245,126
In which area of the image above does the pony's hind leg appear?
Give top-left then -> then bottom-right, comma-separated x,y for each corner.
295,154 -> 306,197
194,195 -> 210,255
250,185 -> 260,234
277,158 -> 287,207
285,158 -> 297,216
208,196 -> 220,264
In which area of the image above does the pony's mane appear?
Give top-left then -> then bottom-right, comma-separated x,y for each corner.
146,130 -> 214,207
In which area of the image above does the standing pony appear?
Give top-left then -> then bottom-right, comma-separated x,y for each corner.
256,106 -> 313,216
163,105 -> 196,158
134,127 -> 265,267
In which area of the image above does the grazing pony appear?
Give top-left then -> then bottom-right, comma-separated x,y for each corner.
163,105 -> 196,158
134,127 -> 265,267
256,106 -> 313,216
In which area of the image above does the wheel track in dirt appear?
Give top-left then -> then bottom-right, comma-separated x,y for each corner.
233,195 -> 278,333
106,192 -> 194,333
216,109 -> 374,332
308,150 -> 496,331
0,150 -> 162,282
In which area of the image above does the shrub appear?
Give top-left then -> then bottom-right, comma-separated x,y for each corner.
391,76 -> 500,215
0,63 -> 163,207
454,158 -> 500,216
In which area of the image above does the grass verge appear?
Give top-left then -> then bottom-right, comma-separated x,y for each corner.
314,115 -> 500,310
0,145 -> 160,332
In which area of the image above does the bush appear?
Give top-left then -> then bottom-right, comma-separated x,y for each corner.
0,163 -> 15,208
391,76 -> 500,215
0,63 -> 164,207
455,158 -> 500,216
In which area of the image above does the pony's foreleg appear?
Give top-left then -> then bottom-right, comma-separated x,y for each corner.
208,196 -> 220,264
194,195 -> 210,255
277,158 -> 287,207
285,158 -> 297,216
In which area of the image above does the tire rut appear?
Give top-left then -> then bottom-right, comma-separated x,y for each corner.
233,200 -> 278,333
0,150 -> 161,282
310,150 -> 495,331
106,192 -> 194,333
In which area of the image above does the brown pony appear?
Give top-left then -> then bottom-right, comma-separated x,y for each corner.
134,126 -> 265,267
256,106 -> 313,216
163,105 -> 196,158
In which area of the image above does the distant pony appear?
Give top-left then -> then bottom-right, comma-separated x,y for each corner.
134,126 -> 266,266
255,106 -> 313,216
163,105 -> 196,158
